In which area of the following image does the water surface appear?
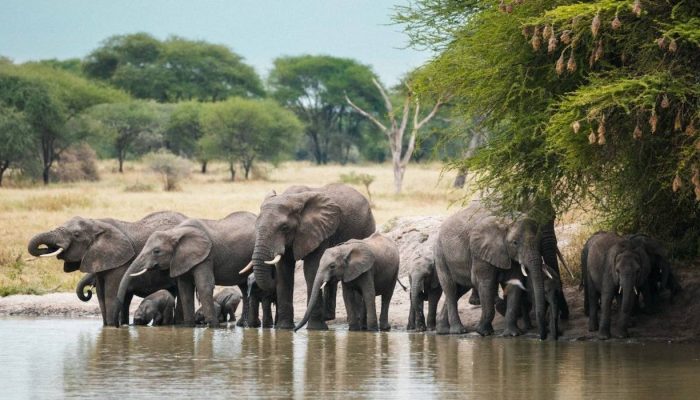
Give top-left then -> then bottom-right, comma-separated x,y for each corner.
1,318 -> 699,399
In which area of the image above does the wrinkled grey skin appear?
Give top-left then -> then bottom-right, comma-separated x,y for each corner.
76,273 -> 96,302
246,274 -> 277,328
252,184 -> 375,331
134,290 -> 176,326
195,287 -> 242,324
625,234 -> 681,310
27,211 -> 186,326
434,204 -> 551,339
118,211 -> 256,327
582,232 -> 651,339
404,245 -> 442,332
295,233 -> 400,332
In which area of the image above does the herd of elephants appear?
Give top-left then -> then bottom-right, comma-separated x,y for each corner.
27,184 -> 682,340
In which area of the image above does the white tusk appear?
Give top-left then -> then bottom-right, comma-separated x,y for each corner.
264,254 -> 282,265
320,281 -> 327,290
239,261 -> 254,275
521,265 -> 528,277
634,286 -> 638,295
40,248 -> 64,257
556,247 -> 575,279
618,286 -> 622,294
506,279 -> 526,291
130,269 -> 149,277
542,265 -> 553,280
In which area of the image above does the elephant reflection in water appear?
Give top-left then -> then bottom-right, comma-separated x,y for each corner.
238,330 -> 296,396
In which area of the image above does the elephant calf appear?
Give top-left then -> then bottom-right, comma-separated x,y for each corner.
246,274 -> 277,328
195,287 -> 242,324
404,244 -> 442,332
582,232 -> 652,339
295,233 -> 400,332
133,290 -> 176,326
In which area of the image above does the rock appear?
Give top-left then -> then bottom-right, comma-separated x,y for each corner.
380,216 -> 444,277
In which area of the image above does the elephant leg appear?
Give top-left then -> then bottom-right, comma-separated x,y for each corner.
121,292 -> 133,326
473,260 -> 497,336
248,292 -> 261,328
236,283 -> 248,327
174,295 -> 184,324
153,312 -> 163,326
521,296 -> 534,330
379,287 -> 393,331
598,289 -> 613,340
502,285 -> 523,337
275,257 -> 296,330
362,279 -> 378,331
303,250 -> 328,330
262,298 -> 274,328
103,272 -> 122,327
468,286 -> 481,306
192,264 -> 218,327
587,279 -> 600,333
163,304 -> 175,325
407,299 -> 416,331
95,275 -> 107,326
343,285 -> 360,331
415,298 -> 427,332
323,282 -> 337,321
435,256 -> 466,335
557,290 -> 570,320
178,275 -> 196,326
427,289 -> 440,331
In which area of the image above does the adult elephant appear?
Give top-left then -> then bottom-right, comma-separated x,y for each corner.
251,184 -> 375,330
27,211 -> 187,326
435,202 -> 558,339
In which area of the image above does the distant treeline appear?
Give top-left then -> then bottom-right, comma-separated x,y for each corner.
0,33 -> 456,186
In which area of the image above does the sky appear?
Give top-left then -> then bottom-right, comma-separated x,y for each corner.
0,0 -> 433,86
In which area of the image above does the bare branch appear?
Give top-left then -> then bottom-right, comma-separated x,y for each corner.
414,97 -> 444,131
345,95 -> 387,132
372,78 -> 394,116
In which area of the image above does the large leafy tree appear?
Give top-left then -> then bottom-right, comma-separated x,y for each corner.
397,0 -> 700,255
165,101 -> 209,172
0,63 -> 126,184
268,55 -> 384,164
83,33 -> 265,101
0,103 -> 34,186
200,97 -> 302,180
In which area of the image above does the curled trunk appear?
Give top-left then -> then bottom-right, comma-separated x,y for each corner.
295,273 -> 325,331
27,231 -> 60,256
76,273 -> 96,301
252,243 -> 276,292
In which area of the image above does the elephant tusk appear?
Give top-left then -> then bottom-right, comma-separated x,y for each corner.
130,268 -> 149,277
506,279 -> 526,291
239,261 -> 254,275
542,265 -> 553,280
521,265 -> 528,277
556,247 -> 575,279
320,281 -> 327,290
634,286 -> 638,295
264,254 -> 282,265
40,247 -> 64,257
618,286 -> 622,294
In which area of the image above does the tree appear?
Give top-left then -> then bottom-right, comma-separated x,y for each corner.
165,101 -> 209,173
83,33 -> 265,102
346,79 -> 447,194
268,55 -> 384,164
0,103 -> 33,186
0,63 -> 126,184
200,97 -> 302,180
88,101 -> 160,173
397,1 -> 700,255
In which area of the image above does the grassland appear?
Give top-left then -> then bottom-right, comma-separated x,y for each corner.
1,160 -> 467,295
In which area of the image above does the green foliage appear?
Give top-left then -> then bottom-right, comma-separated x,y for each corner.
200,97 -> 303,180
165,101 -> 208,170
399,0 -> 700,257
144,150 -> 192,191
0,103 -> 34,185
339,171 -> 376,203
268,55 -> 385,164
83,33 -> 265,102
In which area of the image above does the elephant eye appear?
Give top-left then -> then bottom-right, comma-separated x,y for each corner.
73,231 -> 80,238
329,263 -> 336,269
153,248 -> 160,255
512,240 -> 518,246
280,223 -> 290,233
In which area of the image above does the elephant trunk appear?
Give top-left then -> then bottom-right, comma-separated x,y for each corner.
410,278 -> 424,325
27,230 -> 62,256
252,241 -> 277,292
548,290 -> 560,341
619,276 -> 636,335
76,273 -> 95,302
295,272 -> 325,331
526,253 -> 547,340
115,257 -> 145,327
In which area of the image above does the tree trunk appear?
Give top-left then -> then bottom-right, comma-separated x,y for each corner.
42,165 -> 50,185
200,161 -> 207,174
118,152 -> 124,173
453,168 -> 467,188
244,163 -> 252,180
229,161 -> 236,182
0,161 -> 8,187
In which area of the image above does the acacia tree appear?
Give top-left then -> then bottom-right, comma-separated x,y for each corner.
346,79 -> 447,194
268,55 -> 383,164
200,98 -> 302,180
397,0 -> 700,255
0,103 -> 33,186
165,101 -> 209,173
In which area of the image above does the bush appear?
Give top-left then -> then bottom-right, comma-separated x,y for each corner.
144,150 -> 192,191
340,171 -> 375,204
52,143 -> 100,182
124,182 -> 155,192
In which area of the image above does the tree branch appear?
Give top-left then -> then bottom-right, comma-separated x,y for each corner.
345,95 -> 388,132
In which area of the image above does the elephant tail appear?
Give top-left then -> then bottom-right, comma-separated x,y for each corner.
76,273 -> 96,302
397,278 -> 408,292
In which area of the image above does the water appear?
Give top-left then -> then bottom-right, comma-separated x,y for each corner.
1,318 -> 699,399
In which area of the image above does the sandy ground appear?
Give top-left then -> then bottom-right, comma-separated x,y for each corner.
2,217 -> 699,342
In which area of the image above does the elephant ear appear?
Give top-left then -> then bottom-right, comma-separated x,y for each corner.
343,243 -> 375,282
292,193 -> 341,260
469,220 -> 510,269
81,221 -> 135,273
170,227 -> 212,278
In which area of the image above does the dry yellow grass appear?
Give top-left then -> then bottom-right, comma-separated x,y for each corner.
1,160 -> 469,295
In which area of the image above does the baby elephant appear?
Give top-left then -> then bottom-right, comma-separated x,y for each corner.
194,287 -> 242,325
133,290 -> 176,326
246,274 -> 277,328
582,232 -> 651,339
295,232 -> 400,332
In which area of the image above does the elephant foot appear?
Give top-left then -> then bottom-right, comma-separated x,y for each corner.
380,323 -> 391,332
597,329 -> 611,340
306,320 -> 329,331
501,326 -> 523,337
349,323 -> 362,331
476,323 -> 494,336
415,324 -> 427,333
324,312 -> 336,321
235,318 -> 246,328
248,320 -> 261,328
276,320 -> 295,330
207,321 -> 221,328
367,324 -> 379,332
588,321 -> 599,332
616,329 -> 629,339
406,323 -> 415,331
436,325 -> 451,335
449,324 -> 467,335
262,322 -> 274,329
469,292 -> 481,306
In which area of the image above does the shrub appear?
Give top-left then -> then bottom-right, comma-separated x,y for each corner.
340,171 -> 376,204
124,182 -> 155,192
144,150 -> 192,191
52,143 -> 100,182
